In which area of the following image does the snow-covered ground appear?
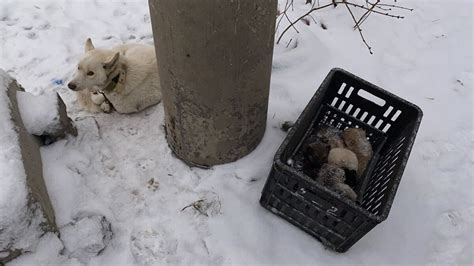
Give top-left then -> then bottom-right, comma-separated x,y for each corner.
1,0 -> 472,265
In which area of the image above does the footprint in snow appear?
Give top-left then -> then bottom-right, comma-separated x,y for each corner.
118,126 -> 138,136
28,32 -> 38,39
130,227 -> 179,265
143,14 -> 150,23
113,9 -> 126,17
138,158 -> 156,171
417,138 -> 470,172
3,17 -> 18,26
427,207 -> 473,265
38,22 -> 51,30
139,34 -> 153,40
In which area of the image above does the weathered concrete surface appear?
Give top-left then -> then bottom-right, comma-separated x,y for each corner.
149,0 -> 277,166
54,93 -> 78,141
0,77 -> 57,264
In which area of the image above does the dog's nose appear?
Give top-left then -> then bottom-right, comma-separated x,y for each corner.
68,83 -> 77,90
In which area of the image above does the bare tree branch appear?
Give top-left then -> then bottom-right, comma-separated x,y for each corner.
276,0 -> 411,54
354,0 -> 380,29
344,1 -> 405,19
344,2 -> 373,54
368,2 -> 414,11
276,0 -> 295,34
276,2 -> 335,44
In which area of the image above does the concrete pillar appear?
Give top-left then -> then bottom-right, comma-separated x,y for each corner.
149,0 -> 277,167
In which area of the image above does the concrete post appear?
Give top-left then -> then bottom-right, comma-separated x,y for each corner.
149,0 -> 277,167
1,73 -> 57,263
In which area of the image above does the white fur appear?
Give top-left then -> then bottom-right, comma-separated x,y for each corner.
69,39 -> 162,114
76,89 -> 102,113
90,92 -> 105,105
328,147 -> 359,173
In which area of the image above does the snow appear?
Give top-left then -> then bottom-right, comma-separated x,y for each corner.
130,226 -> 179,265
1,0 -> 473,265
0,70 -> 42,254
9,233 -> 82,266
16,91 -> 60,136
61,214 -> 113,262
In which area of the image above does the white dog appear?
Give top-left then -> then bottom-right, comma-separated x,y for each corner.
68,38 -> 162,113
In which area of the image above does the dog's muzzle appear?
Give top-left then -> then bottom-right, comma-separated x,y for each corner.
68,82 -> 77,90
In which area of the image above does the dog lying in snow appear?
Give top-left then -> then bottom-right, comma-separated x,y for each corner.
68,38 -> 162,113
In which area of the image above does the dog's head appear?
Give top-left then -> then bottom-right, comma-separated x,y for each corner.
68,38 -> 120,91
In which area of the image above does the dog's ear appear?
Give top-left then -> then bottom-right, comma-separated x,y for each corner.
103,52 -> 120,69
85,38 -> 95,52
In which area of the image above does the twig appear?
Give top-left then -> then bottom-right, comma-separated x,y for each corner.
181,199 -> 208,217
344,2 -> 405,19
285,12 -> 299,33
357,10 -> 372,27
344,2 -> 373,54
369,2 -> 414,11
374,4 -> 392,11
354,0 -> 380,29
276,2 -> 335,44
181,199 -> 203,211
93,117 -> 102,139
275,1 -> 286,34
308,14 -> 318,25
275,0 -> 292,34
283,0 -> 297,31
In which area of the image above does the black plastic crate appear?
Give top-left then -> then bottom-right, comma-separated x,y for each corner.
260,68 -> 423,252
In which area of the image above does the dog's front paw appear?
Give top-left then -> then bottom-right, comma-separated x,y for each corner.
100,101 -> 112,113
91,92 -> 106,105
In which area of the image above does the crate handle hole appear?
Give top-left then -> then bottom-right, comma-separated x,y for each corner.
357,89 -> 386,107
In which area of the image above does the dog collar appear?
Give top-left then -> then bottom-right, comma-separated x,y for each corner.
101,64 -> 126,93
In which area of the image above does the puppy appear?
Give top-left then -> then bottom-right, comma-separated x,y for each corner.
68,38 -> 162,113
75,88 -> 111,113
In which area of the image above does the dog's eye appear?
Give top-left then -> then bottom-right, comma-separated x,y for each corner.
87,71 -> 95,76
